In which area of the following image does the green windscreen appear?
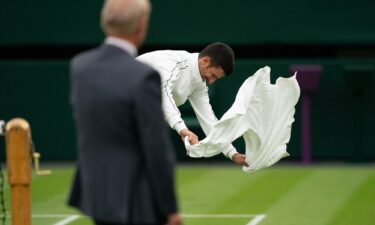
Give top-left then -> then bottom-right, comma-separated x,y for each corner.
1,0 -> 374,45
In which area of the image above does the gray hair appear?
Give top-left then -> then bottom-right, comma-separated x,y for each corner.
100,0 -> 151,36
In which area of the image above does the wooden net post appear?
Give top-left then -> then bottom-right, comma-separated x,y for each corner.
5,118 -> 32,225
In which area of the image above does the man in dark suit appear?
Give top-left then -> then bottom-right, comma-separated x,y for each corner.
67,0 -> 182,224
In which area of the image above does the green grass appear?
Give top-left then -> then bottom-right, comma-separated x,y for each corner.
1,164 -> 375,225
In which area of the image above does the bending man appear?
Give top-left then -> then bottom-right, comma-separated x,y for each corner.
137,43 -> 246,166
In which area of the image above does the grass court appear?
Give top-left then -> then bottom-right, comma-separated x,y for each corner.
1,164 -> 374,225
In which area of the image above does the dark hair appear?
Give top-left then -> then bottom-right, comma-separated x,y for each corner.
199,42 -> 235,75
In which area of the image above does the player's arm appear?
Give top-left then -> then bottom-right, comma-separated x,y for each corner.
138,55 -> 189,136
157,66 -> 202,145
160,71 -> 188,134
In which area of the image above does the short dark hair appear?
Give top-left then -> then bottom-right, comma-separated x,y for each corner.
199,42 -> 235,75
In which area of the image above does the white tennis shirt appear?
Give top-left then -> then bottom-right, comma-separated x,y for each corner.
137,50 -> 237,159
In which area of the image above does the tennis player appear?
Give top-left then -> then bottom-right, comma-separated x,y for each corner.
137,43 -> 247,166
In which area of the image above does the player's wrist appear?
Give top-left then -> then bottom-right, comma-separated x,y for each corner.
175,122 -> 187,135
227,150 -> 238,160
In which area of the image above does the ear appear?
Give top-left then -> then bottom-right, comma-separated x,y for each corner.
202,56 -> 211,66
134,15 -> 149,47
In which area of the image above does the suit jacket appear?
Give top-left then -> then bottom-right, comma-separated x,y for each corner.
68,44 -> 178,224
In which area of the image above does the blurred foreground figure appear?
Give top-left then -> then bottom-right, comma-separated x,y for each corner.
67,0 -> 181,224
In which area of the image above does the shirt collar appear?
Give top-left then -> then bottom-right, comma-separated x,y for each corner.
189,53 -> 203,82
104,37 -> 138,57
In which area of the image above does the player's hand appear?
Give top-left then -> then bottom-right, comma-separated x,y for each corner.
180,129 -> 198,145
232,153 -> 249,167
166,212 -> 183,225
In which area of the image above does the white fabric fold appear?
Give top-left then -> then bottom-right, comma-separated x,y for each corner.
185,66 -> 300,172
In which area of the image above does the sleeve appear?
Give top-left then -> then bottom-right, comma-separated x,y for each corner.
189,86 -> 238,159
158,66 -> 187,134
137,55 -> 187,134
134,71 -> 178,216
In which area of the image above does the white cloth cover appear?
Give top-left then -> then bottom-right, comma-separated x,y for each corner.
185,66 -> 300,172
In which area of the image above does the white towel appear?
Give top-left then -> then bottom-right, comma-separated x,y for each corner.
185,66 -> 300,172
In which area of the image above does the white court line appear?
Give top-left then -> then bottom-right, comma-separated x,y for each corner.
53,215 -> 80,225
31,214 -> 79,218
22,213 -> 266,225
246,214 -> 266,225
184,213 -> 266,225
183,214 -> 259,218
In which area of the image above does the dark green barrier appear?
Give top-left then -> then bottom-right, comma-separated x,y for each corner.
0,61 -> 76,160
1,0 -> 374,45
